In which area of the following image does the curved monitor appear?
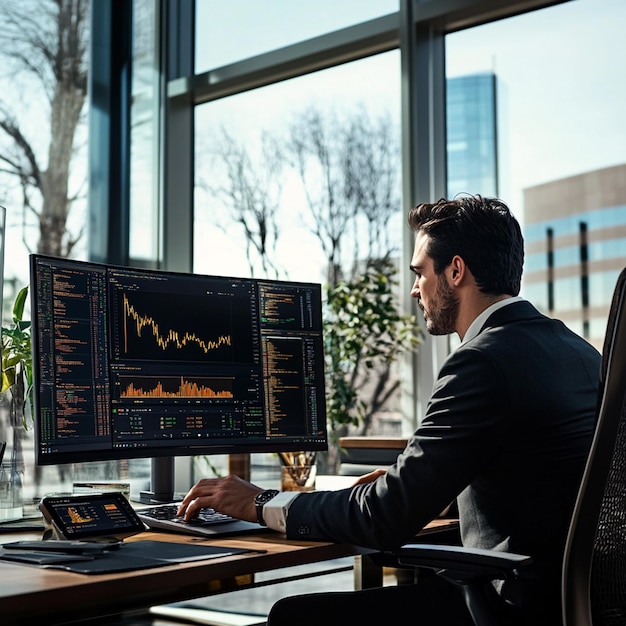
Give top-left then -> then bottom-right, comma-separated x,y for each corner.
30,255 -> 328,472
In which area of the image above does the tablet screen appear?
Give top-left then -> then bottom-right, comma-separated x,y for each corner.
40,493 -> 147,540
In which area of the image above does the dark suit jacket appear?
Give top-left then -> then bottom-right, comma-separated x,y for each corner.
285,300 -> 601,625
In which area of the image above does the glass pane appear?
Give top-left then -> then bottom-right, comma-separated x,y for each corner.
194,51 -> 400,285
0,6 -> 89,295
130,0 -> 161,263
195,0 -> 398,72
0,1 -> 91,505
194,51 -> 405,453
446,0 -> 626,351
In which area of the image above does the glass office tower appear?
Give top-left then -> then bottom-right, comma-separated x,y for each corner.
447,73 -> 498,199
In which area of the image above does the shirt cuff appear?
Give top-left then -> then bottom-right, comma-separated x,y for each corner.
263,491 -> 300,532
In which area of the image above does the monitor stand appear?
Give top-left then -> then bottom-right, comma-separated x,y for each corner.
138,457 -> 184,504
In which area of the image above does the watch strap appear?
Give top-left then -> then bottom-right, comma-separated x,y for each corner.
255,489 -> 279,526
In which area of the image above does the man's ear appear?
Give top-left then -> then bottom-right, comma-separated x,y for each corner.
449,256 -> 465,284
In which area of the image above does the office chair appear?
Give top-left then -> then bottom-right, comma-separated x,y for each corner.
395,266 -> 626,626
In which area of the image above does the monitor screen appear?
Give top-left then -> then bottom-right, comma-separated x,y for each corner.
30,255 -> 328,488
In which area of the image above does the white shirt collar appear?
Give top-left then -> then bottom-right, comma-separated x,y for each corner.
461,296 -> 525,344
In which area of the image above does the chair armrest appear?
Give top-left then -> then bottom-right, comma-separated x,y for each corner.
394,543 -> 533,581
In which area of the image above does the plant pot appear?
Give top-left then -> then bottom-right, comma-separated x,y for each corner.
0,460 -> 23,522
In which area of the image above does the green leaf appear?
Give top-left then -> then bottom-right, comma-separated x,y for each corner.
2,286 -> 34,428
12,286 -> 29,324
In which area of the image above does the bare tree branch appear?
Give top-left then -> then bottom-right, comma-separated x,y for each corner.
344,106 -> 400,261
197,127 -> 284,278
0,0 -> 88,259
0,106 -> 43,189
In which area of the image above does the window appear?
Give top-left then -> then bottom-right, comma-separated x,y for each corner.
0,0 -> 91,505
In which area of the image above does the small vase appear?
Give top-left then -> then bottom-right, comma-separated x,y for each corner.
0,381 -> 26,522
0,460 -> 23,522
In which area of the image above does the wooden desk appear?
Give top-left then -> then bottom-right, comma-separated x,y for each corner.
0,520 -> 458,625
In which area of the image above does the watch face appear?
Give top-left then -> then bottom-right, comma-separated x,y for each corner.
255,489 -> 279,526
256,489 -> 279,504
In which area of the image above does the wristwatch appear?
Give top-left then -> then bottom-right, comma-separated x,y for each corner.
254,489 -> 280,526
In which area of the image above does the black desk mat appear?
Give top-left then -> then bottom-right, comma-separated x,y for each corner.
0,539 -> 262,574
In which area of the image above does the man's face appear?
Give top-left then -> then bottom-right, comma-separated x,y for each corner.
410,232 -> 459,336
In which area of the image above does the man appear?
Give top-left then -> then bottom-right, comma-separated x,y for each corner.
178,195 -> 601,625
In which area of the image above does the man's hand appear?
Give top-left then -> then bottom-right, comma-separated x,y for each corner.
177,474 -> 264,522
351,468 -> 387,486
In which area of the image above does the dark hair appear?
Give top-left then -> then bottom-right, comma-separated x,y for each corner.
407,195 -> 524,296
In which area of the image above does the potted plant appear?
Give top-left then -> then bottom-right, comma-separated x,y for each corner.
0,285 -> 31,521
1,285 -> 33,428
323,257 -> 422,472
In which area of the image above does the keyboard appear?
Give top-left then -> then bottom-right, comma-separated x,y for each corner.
137,504 -> 268,538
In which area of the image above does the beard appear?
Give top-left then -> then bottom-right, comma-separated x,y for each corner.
422,274 -> 459,336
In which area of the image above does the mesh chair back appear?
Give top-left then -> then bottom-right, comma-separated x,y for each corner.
563,267 -> 626,626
